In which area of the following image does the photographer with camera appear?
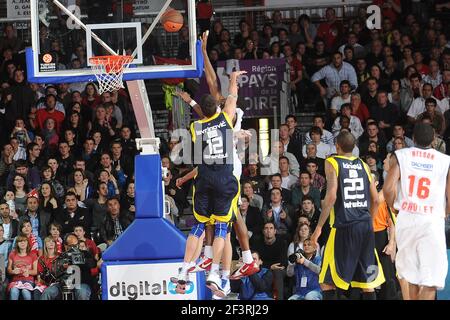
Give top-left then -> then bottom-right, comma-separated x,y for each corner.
287,237 -> 322,300
40,233 -> 96,300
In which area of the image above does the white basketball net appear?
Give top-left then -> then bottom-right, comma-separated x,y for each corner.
89,55 -> 133,94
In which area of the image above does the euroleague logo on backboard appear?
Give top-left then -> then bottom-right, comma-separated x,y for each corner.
42,53 -> 53,64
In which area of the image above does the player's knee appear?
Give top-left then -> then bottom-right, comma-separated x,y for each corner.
215,222 -> 228,239
189,223 -> 205,238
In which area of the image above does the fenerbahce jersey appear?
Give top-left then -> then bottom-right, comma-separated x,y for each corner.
327,156 -> 372,228
191,112 -> 234,174
394,147 -> 450,218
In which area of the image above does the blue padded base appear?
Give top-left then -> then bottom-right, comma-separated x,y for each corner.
102,218 -> 187,261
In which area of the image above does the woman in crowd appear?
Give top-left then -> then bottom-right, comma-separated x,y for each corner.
38,182 -> 59,219
270,42 -> 284,59
48,223 -> 63,254
70,169 -> 93,202
7,234 -> 38,300
42,118 -> 59,155
120,180 -> 135,216
98,169 -> 119,199
11,174 -> 28,215
40,165 -> 65,199
242,181 -> 263,211
34,236 -> 59,300
81,83 -> 101,111
287,223 -> 314,260
62,110 -> 87,146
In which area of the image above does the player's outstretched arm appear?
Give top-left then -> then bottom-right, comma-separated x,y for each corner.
311,160 -> 337,246
223,71 -> 246,121
176,167 -> 198,189
383,154 -> 400,209
175,91 -> 205,119
201,31 -> 222,101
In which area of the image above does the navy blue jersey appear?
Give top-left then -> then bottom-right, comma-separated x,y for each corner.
327,156 -> 372,228
191,112 -> 234,173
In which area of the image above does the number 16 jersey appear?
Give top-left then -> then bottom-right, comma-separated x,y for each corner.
327,156 -> 373,228
394,147 -> 450,218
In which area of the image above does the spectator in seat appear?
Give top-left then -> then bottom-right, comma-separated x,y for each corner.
10,137 -> 26,161
18,195 -> 51,241
330,80 -> 352,117
10,70 -> 34,122
311,51 -> 358,99
34,236 -> 59,300
56,192 -> 91,236
81,138 -> 100,173
7,159 -> 40,191
369,90 -> 399,138
316,8 -> 343,51
350,93 -> 370,126
242,181 -> 264,212
0,224 -> 11,300
0,202 -> 18,242
100,197 -> 133,246
252,222 -> 288,300
287,237 -> 322,300
304,115 -> 334,146
285,115 -> 303,146
433,69 -> 450,100
237,195 -> 263,243
359,121 -> 388,158
291,171 -> 321,210
36,94 -> 65,134
7,235 -> 38,300
110,141 -> 134,179
407,83 -> 445,124
13,219 -> 42,257
300,143 -> 325,177
84,182 -> 109,244
265,173 -> 292,206
297,196 -> 321,231
305,159 -> 326,193
359,77 -> 379,111
277,157 -> 297,191
40,164 -> 65,199
262,188 -> 293,240
332,104 -> 364,139
416,98 -> 445,135
73,225 -> 99,260
242,162 -> 266,195
302,127 -> 333,160
230,251 -> 273,300
11,174 -> 28,215
386,123 -> 414,152
118,126 -> 138,158
338,32 -> 366,59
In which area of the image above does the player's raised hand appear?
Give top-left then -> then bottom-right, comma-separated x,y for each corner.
231,70 -> 247,79
201,30 -> 209,52
175,91 -> 192,104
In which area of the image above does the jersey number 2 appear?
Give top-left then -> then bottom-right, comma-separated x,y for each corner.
407,175 -> 430,199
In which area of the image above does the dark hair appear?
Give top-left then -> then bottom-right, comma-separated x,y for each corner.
240,194 -> 249,202
65,191 -> 78,200
340,80 -> 351,87
305,158 -> 318,167
409,72 -> 422,81
285,114 -> 297,122
309,126 -> 323,136
413,123 -> 435,147
371,170 -> 380,183
200,94 -> 218,118
425,97 -> 437,107
302,195 -> 314,203
336,130 -> 356,153
279,156 -> 290,164
271,173 -> 282,180
300,171 -> 312,179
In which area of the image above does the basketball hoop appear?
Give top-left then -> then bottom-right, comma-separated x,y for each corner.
89,55 -> 133,94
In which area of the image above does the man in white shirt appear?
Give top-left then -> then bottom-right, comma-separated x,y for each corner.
407,83 -> 446,123
332,103 -> 364,139
278,156 -> 297,190
304,115 -> 334,146
302,127 -> 333,159
330,80 -> 352,117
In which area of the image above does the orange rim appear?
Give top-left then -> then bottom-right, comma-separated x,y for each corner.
89,55 -> 133,73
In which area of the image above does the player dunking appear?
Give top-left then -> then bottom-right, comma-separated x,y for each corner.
311,131 -> 385,300
174,70 -> 245,296
383,123 -> 450,300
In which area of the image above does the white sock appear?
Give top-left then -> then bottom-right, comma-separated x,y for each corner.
211,263 -> 220,274
181,262 -> 190,274
242,250 -> 253,264
222,270 -> 230,280
204,246 -> 213,259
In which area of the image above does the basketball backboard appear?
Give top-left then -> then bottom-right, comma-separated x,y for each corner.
27,0 -> 203,84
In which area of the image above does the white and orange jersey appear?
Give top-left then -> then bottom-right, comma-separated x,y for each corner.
394,147 -> 450,218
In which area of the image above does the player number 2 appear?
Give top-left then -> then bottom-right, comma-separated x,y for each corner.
407,175 -> 430,199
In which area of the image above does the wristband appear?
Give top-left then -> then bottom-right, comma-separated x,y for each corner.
228,94 -> 238,99
189,100 -> 197,107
